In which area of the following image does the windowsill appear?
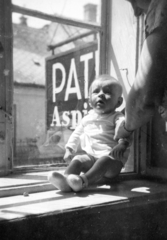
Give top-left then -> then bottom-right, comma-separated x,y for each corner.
0,166 -> 136,198
0,169 -> 65,198
1,171 -> 167,240
1,170 -> 167,223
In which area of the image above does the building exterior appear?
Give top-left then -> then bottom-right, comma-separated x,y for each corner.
13,5 -> 98,166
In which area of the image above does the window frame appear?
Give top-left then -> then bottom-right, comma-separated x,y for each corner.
1,0 -> 141,179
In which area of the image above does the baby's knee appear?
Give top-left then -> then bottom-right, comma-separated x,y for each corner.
98,155 -> 112,163
71,159 -> 84,171
105,160 -> 123,178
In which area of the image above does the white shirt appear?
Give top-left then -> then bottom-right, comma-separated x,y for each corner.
66,110 -> 124,158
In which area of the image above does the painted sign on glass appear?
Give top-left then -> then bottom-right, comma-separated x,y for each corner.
45,42 -> 98,159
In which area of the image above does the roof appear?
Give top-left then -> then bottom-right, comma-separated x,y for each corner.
13,19 -> 91,86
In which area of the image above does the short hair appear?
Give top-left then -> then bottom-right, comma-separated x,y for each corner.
89,74 -> 123,97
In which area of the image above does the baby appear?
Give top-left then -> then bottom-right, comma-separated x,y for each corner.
48,74 -> 130,192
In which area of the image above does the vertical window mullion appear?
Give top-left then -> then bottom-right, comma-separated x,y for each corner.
100,0 -> 110,74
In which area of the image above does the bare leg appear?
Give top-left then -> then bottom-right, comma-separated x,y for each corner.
64,160 -> 83,175
67,156 -> 123,192
48,159 -> 88,192
85,156 -> 123,185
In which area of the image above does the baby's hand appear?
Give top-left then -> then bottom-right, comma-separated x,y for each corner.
64,148 -> 73,164
110,143 -> 127,161
114,120 -> 132,141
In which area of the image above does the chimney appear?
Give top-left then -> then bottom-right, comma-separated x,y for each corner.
84,4 -> 97,22
20,15 -> 27,26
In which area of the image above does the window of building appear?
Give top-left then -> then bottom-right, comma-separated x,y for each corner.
11,0 -> 137,174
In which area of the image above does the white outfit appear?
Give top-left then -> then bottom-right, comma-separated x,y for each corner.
65,110 -> 125,159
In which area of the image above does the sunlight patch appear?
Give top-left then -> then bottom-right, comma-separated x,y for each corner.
131,187 -> 150,193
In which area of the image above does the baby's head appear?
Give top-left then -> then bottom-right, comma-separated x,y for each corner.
89,74 -> 123,115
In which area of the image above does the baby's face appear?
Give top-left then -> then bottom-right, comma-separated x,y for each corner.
89,79 -> 122,115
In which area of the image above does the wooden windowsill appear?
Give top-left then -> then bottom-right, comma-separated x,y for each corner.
1,172 -> 167,240
1,171 -> 167,223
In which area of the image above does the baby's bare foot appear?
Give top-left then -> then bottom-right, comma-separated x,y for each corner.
48,172 -> 72,192
67,174 -> 83,192
67,174 -> 88,192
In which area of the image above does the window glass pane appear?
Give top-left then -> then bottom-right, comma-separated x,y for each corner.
12,13 -> 99,168
12,0 -> 134,174
12,0 -> 101,25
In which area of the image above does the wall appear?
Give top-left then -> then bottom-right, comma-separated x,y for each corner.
14,86 -> 45,140
13,85 -> 46,165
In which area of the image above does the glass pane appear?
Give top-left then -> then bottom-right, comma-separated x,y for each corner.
12,13 -> 99,167
12,0 -> 101,25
